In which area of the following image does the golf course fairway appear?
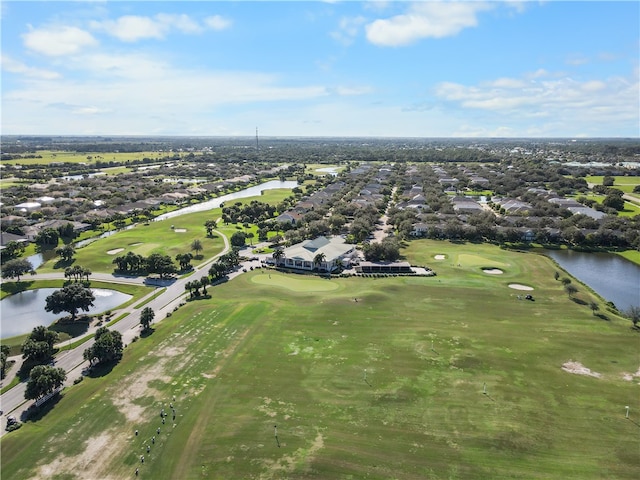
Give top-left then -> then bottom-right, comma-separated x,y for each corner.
1,241 -> 638,479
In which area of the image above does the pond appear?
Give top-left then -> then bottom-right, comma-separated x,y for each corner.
545,249 -> 640,312
0,288 -> 132,338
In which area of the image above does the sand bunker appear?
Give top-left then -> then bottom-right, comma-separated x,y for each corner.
129,242 -> 142,246
107,248 -> 124,255
434,255 -> 446,260
174,228 -> 187,233
508,283 -> 533,291
562,361 -> 601,378
483,268 -> 503,274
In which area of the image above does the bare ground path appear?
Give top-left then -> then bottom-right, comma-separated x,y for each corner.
0,227 -> 233,436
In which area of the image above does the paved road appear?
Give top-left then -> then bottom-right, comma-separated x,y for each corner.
0,229 -> 264,436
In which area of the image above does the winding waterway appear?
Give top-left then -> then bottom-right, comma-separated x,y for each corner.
545,249 -> 640,312
26,180 -> 298,270
154,180 -> 298,221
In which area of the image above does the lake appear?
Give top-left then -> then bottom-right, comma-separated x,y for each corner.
545,249 -> 640,312
0,288 -> 132,338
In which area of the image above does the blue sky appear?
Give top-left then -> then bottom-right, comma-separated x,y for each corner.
2,1 -> 638,137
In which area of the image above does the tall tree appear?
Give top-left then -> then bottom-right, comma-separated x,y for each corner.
272,248 -> 285,265
55,244 -> 76,262
24,365 -> 66,401
146,253 -> 177,278
83,327 -> 123,365
1,240 -> 26,261
22,326 -> 59,362
175,252 -> 194,271
191,239 -> 203,257
230,231 -> 247,247
45,283 -> 95,321
204,220 -> 217,237
140,307 -> 155,331
1,344 -> 10,379
200,276 -> 210,295
625,306 -> 640,328
564,284 -> 578,298
313,252 -> 326,271
1,258 -> 33,281
34,228 -> 59,247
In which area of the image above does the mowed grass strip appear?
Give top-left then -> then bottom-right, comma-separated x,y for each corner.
1,243 -> 638,479
37,189 -> 294,274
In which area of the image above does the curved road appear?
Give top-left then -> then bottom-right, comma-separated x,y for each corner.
0,229 -> 272,436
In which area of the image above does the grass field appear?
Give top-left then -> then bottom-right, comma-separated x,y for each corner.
2,241 -> 638,479
585,175 -> 640,192
37,189 -> 294,274
569,193 -> 640,217
1,151 -> 186,166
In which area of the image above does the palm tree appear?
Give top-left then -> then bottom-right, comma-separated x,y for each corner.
200,276 -> 210,295
140,307 -> 155,331
191,239 -> 203,257
313,252 -> 326,272
185,281 -> 194,298
82,267 -> 92,282
272,248 -> 284,266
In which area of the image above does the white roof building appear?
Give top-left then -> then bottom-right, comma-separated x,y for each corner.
276,236 -> 356,272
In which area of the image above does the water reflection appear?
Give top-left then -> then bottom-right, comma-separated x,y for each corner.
154,180 -> 298,221
1,288 -> 132,338
545,249 -> 640,311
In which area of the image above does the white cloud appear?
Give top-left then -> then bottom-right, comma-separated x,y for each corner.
22,25 -> 97,56
334,85 -> 374,95
204,15 -> 232,31
435,71 -> 640,131
90,13 -> 231,42
91,15 -> 166,42
330,16 -> 367,46
1,55 -> 61,79
365,1 -> 493,47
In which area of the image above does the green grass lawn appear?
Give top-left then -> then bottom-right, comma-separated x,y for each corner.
569,193 -> 640,217
36,189 -> 293,274
585,175 -> 640,192
1,150 -> 189,166
38,211 -> 226,273
2,241 -> 638,479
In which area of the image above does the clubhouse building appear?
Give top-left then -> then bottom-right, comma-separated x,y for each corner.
273,236 -> 356,272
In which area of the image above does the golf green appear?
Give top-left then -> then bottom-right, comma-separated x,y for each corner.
251,271 -> 340,292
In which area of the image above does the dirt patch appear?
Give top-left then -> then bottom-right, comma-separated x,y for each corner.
204,328 -> 249,379
483,268 -> 503,274
107,248 -> 124,255
434,254 -> 446,260
622,366 -> 640,382
37,432 -> 122,480
264,431 -> 325,475
508,283 -> 534,291
562,361 -> 601,378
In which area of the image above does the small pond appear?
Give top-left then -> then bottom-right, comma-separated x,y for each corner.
545,249 -> 640,312
1,288 -> 132,338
